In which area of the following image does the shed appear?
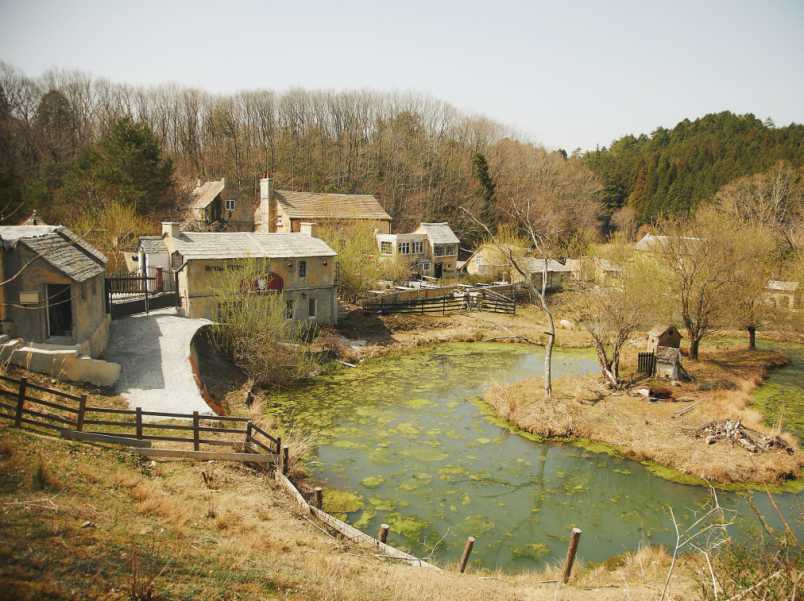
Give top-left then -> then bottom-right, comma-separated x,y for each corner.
655,346 -> 681,380
647,325 -> 682,353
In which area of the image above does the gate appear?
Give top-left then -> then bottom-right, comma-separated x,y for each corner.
106,270 -> 179,319
637,352 -> 656,376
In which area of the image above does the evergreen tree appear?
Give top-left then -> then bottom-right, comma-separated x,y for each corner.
472,152 -> 496,230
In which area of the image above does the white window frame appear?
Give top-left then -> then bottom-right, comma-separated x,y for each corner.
380,241 -> 393,255
225,199 -> 236,211
412,240 -> 424,254
398,241 -> 410,255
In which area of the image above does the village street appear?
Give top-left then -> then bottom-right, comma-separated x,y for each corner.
104,308 -> 212,416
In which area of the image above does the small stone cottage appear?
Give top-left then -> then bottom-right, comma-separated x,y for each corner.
255,177 -> 391,234
0,225 -> 110,357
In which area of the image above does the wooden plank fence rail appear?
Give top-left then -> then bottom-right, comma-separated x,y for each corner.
0,371 -> 281,463
363,290 -> 515,316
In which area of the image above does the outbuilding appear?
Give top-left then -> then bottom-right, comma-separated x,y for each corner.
0,225 -> 110,357
647,325 -> 682,353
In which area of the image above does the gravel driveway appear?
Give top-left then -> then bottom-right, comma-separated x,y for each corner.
104,308 -> 213,415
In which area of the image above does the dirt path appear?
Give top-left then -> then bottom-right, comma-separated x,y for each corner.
104,308 -> 213,415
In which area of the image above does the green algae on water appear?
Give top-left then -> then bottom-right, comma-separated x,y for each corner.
323,490 -> 364,518
512,543 -> 550,560
360,475 -> 385,489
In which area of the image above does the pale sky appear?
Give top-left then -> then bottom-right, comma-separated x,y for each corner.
1,0 -> 802,151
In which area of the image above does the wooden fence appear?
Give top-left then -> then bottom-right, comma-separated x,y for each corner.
0,373 -> 280,461
637,352 -> 657,376
363,290 -> 515,316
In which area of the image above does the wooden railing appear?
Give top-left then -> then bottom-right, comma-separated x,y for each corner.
362,290 -> 515,316
0,374 -> 280,462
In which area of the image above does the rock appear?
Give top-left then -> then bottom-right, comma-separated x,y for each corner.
559,319 -> 575,330
81,520 -> 96,529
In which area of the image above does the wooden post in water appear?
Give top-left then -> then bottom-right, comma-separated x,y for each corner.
192,411 -> 200,451
282,445 -> 290,475
459,536 -> 475,573
76,395 -> 87,431
313,487 -> 323,509
378,523 -> 389,543
135,407 -> 143,439
14,377 -> 27,427
562,528 -> 582,584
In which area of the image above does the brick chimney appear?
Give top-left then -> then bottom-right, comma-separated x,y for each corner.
255,176 -> 275,232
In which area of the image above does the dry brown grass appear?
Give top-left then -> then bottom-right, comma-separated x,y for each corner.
0,426 -> 696,600
486,345 -> 802,485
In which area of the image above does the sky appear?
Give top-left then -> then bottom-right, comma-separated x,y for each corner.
1,0 -> 802,151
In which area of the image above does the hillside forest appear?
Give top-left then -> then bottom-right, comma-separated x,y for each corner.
0,62 -> 803,252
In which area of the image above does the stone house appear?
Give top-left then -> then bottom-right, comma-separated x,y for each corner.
0,225 -> 110,357
766,280 -> 800,311
187,178 -> 254,232
140,223 -> 338,324
255,177 -> 391,234
376,222 -> 460,279
647,325 -> 682,353
463,245 -> 570,290
655,346 -> 682,380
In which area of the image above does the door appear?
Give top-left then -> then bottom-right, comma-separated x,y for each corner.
47,284 -> 73,338
434,262 -> 443,279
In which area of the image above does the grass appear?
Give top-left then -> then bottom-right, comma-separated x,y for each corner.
0,425 -> 699,600
484,341 -> 802,487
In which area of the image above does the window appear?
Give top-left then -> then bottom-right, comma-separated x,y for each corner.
398,242 -> 410,255
412,240 -> 424,254
380,241 -> 393,255
225,199 -> 236,211
435,244 -> 457,257
285,300 -> 294,319
434,245 -> 446,257
298,260 -> 307,278
308,297 -> 317,318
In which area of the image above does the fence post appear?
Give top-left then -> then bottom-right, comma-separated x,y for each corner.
14,377 -> 27,427
274,436 -> 282,458
76,395 -> 87,431
135,407 -> 143,439
142,271 -> 149,315
282,445 -> 290,475
313,487 -> 323,509
378,523 -> 389,543
245,422 -> 252,448
442,296 -> 446,315
193,411 -> 200,451
562,528 -> 582,584
459,536 -> 475,573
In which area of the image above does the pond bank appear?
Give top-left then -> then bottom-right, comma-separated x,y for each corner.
484,341 -> 801,490
263,342 -> 802,571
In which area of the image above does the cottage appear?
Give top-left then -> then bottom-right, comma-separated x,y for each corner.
376,222 -> 460,279
255,177 -> 391,234
140,223 -> 338,324
187,178 -> 254,232
766,280 -> 800,311
647,325 -> 682,353
0,225 -> 109,357
462,245 -> 570,290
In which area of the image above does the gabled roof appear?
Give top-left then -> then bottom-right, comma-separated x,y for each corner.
190,179 -> 226,210
415,222 -> 460,245
520,258 -> 572,273
649,325 -> 681,337
276,190 -> 390,221
166,232 -> 336,260
767,280 -> 799,292
139,236 -> 168,254
0,225 -> 107,282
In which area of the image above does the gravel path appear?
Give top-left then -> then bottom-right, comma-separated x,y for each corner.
104,308 -> 213,415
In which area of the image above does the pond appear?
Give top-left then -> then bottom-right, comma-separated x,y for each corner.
265,342 -> 802,571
